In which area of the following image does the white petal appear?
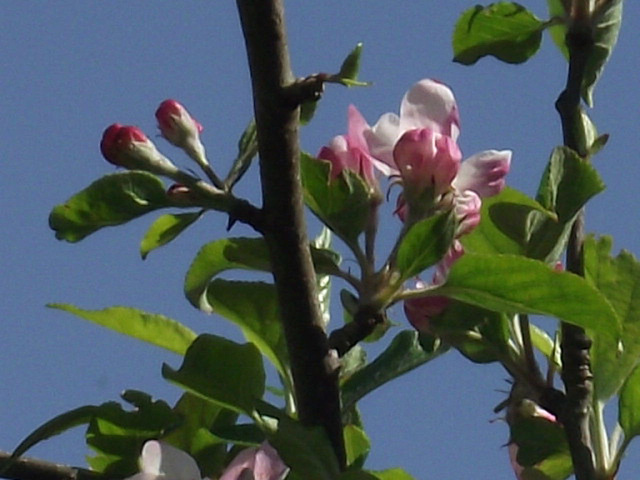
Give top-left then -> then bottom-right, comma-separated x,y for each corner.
140,441 -> 201,480
399,79 -> 460,141
453,150 -> 511,198
364,112 -> 402,169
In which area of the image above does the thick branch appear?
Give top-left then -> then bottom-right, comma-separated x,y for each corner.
555,23 -> 596,480
0,451 -> 103,480
236,0 -> 345,468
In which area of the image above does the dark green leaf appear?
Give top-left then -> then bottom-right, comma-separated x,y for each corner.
184,236 -> 340,310
49,171 -> 172,242
226,119 -> 258,188
453,2 -> 544,65
140,211 -> 202,259
511,417 -> 569,468
582,0 -> 623,106
86,391 -> 181,475
434,253 -> 619,337
210,423 -> 265,446
162,393 -> 231,476
341,331 -> 448,410
301,152 -> 373,243
48,304 -> 196,355
205,280 -> 289,381
619,364 -> 640,441
162,334 -> 265,415
585,236 -> 640,401
395,212 -> 456,280
300,100 -> 319,125
268,416 -> 341,480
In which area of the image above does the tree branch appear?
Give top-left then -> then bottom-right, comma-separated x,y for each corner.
555,22 -> 597,480
0,451 -> 103,480
235,0 -> 346,468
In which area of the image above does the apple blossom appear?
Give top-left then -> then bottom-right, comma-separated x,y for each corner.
364,79 -> 461,169
453,189 -> 482,237
317,105 -> 378,186
100,123 -> 177,175
392,128 -> 461,202
125,440 -> 202,480
155,100 -> 207,166
363,78 -> 511,214
219,442 -> 288,480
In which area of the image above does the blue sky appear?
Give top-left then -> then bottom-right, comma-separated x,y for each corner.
2,2 -> 639,478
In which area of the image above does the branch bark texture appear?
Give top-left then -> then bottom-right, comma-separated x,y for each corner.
236,0 -> 346,468
555,23 -> 597,480
0,451 -> 102,480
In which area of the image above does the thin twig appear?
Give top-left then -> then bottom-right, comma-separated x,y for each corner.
0,451 -> 103,480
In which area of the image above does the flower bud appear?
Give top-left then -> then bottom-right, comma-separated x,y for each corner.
454,189 -> 482,237
155,100 -> 207,165
393,128 -> 461,205
100,123 -> 176,175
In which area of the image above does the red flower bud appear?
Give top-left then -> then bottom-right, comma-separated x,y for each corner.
100,123 -> 175,174
156,99 -> 203,147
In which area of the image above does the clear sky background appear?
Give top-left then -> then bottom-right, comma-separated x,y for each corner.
2,2 -> 640,479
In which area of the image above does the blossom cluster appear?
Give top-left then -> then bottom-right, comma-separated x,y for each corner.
318,79 -> 511,331
125,440 -> 287,480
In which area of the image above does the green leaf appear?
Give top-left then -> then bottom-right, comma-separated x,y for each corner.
86,391 -> 181,475
48,304 -> 197,355
344,424 -> 370,469
339,43 -> 363,81
462,187 -> 539,255
619,364 -> 640,441
546,0 -> 569,60
313,228 -> 338,329
525,146 -> 605,261
162,334 -> 265,415
210,423 -> 265,447
184,236 -> 340,310
49,171 -> 172,242
395,213 -> 456,281
366,469 -> 417,480
300,100 -> 319,126
582,0 -> 623,106
453,2 -> 544,65
162,393 -> 232,476
341,331 -> 448,410
268,415 -> 341,480
140,211 -> 202,259
205,280 -> 289,381
301,152 -> 373,243
585,236 -> 640,401
226,118 -> 258,188
6,405 -> 98,463
511,417 -> 570,472
434,253 -> 619,337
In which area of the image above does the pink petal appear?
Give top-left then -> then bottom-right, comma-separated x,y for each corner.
399,79 -> 460,141
347,104 -> 370,154
453,150 -> 511,198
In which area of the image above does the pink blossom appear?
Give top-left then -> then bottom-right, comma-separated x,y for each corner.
454,189 -> 482,237
156,99 -> 207,167
156,100 -> 203,146
392,128 -> 461,200
364,78 -> 511,207
404,241 -> 465,333
219,442 -> 288,480
100,124 -> 175,175
365,79 -> 460,169
318,105 -> 377,185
